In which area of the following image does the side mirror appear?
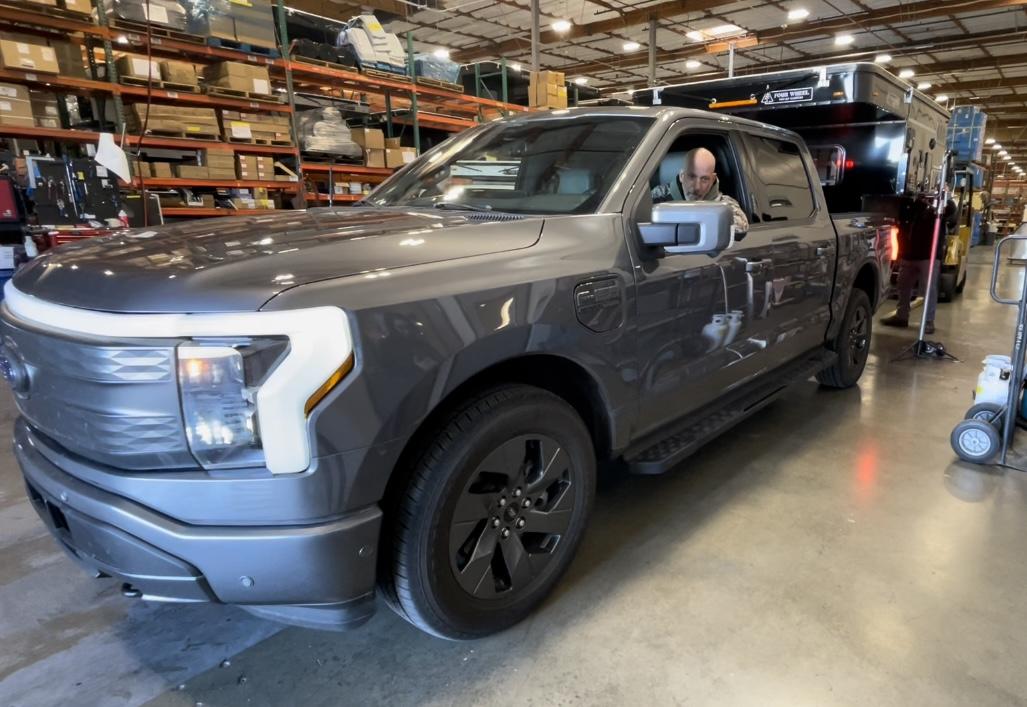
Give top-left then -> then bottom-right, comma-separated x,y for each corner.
639,202 -> 734,254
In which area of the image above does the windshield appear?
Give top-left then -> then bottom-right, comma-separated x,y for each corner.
366,115 -> 654,215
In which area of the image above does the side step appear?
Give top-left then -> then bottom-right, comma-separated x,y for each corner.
625,349 -> 837,475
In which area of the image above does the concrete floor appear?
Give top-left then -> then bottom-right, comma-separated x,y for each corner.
3,248 -> 1027,707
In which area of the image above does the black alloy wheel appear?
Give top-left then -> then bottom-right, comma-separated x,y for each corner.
817,287 -> 872,388
449,434 -> 575,599
382,384 -> 595,639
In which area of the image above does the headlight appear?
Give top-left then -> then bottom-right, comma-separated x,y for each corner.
177,339 -> 288,470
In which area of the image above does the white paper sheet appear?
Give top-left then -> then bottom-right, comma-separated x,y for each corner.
94,133 -> 132,182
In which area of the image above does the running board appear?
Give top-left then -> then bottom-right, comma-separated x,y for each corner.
624,349 -> 837,475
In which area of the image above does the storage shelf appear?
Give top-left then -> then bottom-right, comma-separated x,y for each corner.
162,207 -> 283,217
0,67 -> 292,113
108,31 -> 285,67
306,193 -> 364,202
300,163 -> 393,176
118,83 -> 293,113
133,178 -> 299,189
0,125 -> 298,155
284,60 -> 526,116
0,4 -> 105,37
387,112 -> 477,132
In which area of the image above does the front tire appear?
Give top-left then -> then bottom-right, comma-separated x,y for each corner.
382,385 -> 595,639
817,288 -> 872,389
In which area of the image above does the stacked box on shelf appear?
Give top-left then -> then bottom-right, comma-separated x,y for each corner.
0,83 -> 34,128
174,164 -> 208,179
203,62 -> 272,96
115,54 -> 161,82
107,0 -> 189,30
236,154 -> 275,179
351,127 -> 385,167
159,59 -> 199,87
221,110 -> 291,145
50,41 -> 88,79
204,151 -> 236,179
0,35 -> 60,73
148,162 -> 174,178
188,0 -> 278,50
528,70 -> 566,109
30,91 -> 59,129
126,104 -> 219,139
384,136 -> 415,167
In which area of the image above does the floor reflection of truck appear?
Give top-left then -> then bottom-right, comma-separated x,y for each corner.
630,63 -> 966,299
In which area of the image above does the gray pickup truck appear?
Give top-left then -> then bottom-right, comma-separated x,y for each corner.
2,107 -> 888,640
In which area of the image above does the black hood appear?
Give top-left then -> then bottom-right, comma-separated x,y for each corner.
12,208 -> 543,313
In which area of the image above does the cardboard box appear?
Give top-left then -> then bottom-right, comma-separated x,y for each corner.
0,82 -> 33,128
49,41 -> 87,78
25,0 -> 58,6
108,0 -> 188,30
29,90 -> 59,128
116,54 -> 161,81
401,148 -> 417,164
203,61 -> 271,95
384,136 -> 402,149
351,127 -> 385,150
159,59 -> 198,86
385,148 -> 405,169
149,162 -> 174,178
0,38 -> 60,73
190,14 -> 236,42
365,149 -> 386,168
173,164 -> 209,179
62,0 -> 91,13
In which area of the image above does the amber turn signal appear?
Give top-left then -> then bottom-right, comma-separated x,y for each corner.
305,353 -> 355,416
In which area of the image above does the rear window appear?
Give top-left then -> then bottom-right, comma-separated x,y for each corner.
747,136 -> 816,222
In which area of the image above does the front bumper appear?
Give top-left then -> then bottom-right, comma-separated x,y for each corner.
15,420 -> 383,630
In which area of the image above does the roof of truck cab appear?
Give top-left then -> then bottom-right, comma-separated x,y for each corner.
500,105 -> 800,136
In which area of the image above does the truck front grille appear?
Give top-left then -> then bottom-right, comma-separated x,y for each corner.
0,311 -> 194,470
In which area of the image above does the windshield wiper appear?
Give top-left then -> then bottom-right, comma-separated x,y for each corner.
433,201 -> 494,213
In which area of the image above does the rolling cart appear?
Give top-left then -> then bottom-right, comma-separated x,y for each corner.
951,235 -> 1027,466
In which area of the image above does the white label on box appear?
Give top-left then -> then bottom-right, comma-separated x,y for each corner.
230,122 -> 252,138
252,79 -> 269,94
166,91 -> 178,98
142,3 -> 169,23
132,58 -> 156,77
16,43 -> 29,54
24,73 -> 36,81
0,101 -> 10,112
0,247 -> 14,270
96,166 -> 108,177
0,86 -> 15,98
42,48 -> 55,62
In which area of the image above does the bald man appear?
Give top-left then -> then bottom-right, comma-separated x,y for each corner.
651,147 -> 749,233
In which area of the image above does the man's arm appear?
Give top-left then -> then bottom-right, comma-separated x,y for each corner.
721,195 -> 749,233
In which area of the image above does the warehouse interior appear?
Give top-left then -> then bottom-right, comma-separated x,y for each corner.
2,0 -> 1027,705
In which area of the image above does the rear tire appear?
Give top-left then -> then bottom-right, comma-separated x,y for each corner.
381,384 -> 595,640
817,288 -> 872,389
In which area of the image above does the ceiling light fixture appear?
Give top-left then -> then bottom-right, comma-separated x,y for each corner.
551,19 -> 572,33
874,54 -> 891,64
574,77 -> 588,85
787,8 -> 810,21
685,59 -> 701,69
934,94 -> 948,102
898,68 -> 915,79
623,41 -> 641,52
686,30 -> 704,41
510,63 -> 521,72
917,81 -> 932,90
835,34 -> 854,46
432,48 -> 450,60
986,138 -> 996,144
1004,155 -> 1012,160
994,143 -> 1003,150
999,150 -> 1008,156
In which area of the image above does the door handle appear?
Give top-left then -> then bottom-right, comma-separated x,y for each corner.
738,257 -> 772,273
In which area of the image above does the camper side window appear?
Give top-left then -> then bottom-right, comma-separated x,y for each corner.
745,136 -> 816,222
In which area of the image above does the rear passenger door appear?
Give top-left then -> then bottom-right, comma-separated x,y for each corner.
737,131 -> 835,360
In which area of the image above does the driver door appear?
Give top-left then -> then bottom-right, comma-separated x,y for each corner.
625,122 -> 777,437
